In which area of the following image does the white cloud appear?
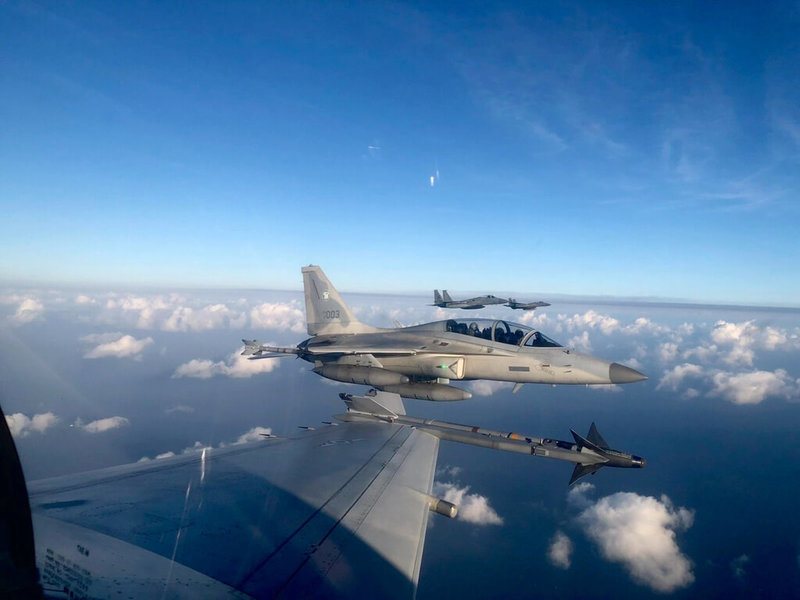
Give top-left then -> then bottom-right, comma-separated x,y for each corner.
83,333 -> 153,359
105,294 -> 173,329
547,531 -> 573,569
172,347 -> 282,379
708,320 -> 799,366
5,412 -> 59,437
138,424 -> 272,461
682,344 -> 719,363
468,380 -> 513,396
232,427 -> 273,445
590,384 -> 624,393
162,304 -> 248,332
626,317 -> 669,335
577,491 -> 695,593
657,364 -> 704,392
249,302 -> 306,333
77,416 -> 130,433
567,482 -> 596,510
568,330 -> 592,352
432,482 -> 503,525
436,465 -> 463,478
100,294 -> 304,333
711,320 -> 759,346
9,298 -> 44,324
709,369 -> 797,405
515,311 -> 550,327
563,310 -> 621,335
75,294 -> 96,304
623,357 -> 643,371
658,342 -> 680,363
730,554 -> 749,578
165,405 -> 195,415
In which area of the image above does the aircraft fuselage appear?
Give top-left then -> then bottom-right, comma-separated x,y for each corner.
300,319 -> 644,386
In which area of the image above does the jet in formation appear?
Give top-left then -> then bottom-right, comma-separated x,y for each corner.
434,290 -> 551,311
243,266 -> 647,401
2,390 -> 645,598
506,298 -> 551,310
431,289 -> 507,309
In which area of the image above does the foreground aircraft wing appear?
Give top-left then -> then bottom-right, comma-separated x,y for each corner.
21,422 -> 440,599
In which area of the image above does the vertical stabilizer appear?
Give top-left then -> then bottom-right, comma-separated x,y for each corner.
442,290 -> 453,302
301,266 -> 380,335
434,290 -> 443,304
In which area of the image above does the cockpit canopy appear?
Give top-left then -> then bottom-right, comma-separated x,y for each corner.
444,318 -> 562,347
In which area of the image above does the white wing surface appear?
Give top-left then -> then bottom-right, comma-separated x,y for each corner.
27,422 -> 439,599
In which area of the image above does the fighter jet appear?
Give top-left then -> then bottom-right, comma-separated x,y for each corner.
506,298 -> 551,310
431,289 -> 507,309
242,266 -> 646,401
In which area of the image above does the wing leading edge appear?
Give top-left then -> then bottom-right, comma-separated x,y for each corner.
27,422 -> 439,599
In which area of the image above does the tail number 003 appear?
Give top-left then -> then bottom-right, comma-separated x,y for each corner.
324,310 -> 341,319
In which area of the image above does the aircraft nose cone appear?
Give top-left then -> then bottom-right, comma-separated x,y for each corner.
609,363 -> 648,384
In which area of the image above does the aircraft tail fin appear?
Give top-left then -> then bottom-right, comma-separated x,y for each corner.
442,290 -> 453,302
434,290 -> 443,304
301,266 -> 379,336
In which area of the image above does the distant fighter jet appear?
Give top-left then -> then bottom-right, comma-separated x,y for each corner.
431,289 -> 507,310
242,266 -> 646,401
506,298 -> 551,310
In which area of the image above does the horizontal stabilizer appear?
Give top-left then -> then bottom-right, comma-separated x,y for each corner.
569,462 -> 605,485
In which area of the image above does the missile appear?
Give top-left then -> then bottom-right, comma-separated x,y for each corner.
313,365 -> 409,387
337,391 -> 644,484
378,382 -> 472,402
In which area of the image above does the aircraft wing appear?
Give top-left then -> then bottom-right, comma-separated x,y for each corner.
26,423 -> 440,599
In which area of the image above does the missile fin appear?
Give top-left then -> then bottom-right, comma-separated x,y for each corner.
587,422 -> 609,449
569,462 -> 605,485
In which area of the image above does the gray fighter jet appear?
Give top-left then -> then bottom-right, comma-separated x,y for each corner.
242,266 -> 646,401
506,298 -> 551,310
431,289 -> 507,309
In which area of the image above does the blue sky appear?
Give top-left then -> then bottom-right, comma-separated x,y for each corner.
2,1 -> 799,304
